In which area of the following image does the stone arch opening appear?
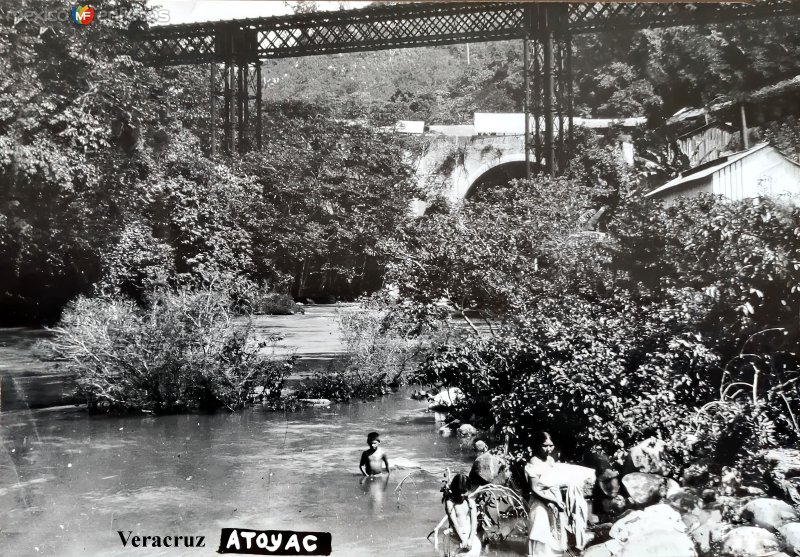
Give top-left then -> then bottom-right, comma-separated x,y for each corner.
464,160 -> 544,199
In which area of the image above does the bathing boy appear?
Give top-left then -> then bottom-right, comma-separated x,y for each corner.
360,431 -> 390,476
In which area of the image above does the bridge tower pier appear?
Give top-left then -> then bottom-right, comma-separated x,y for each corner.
210,27 -> 262,157
524,3 -> 573,178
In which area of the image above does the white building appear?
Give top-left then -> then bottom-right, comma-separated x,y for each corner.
646,143 -> 800,206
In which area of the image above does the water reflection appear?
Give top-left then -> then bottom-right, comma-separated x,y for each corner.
359,473 -> 390,517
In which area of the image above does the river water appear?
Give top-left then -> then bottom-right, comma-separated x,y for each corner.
0,306 -> 524,557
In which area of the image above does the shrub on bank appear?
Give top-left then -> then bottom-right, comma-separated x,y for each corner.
298,364 -> 393,401
225,277 -> 299,315
47,287 -> 294,413
297,304 -> 441,401
416,296 -> 718,462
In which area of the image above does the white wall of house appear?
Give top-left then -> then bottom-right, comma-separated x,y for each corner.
711,145 -> 800,202
650,145 -> 800,206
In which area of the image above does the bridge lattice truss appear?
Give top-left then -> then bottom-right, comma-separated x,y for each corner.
135,1 -> 800,173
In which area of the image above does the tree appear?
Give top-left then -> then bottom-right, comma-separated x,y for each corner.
0,0 -> 165,322
236,102 -> 419,299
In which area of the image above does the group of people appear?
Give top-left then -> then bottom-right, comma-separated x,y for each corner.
358,429 -> 577,557
444,431 -> 578,557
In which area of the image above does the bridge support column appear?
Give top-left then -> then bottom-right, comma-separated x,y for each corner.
224,62 -> 235,154
237,64 -> 245,153
543,23 -> 555,176
210,63 -> 216,158
215,27 -> 260,155
256,62 -> 262,150
523,36 -> 531,180
524,4 -> 572,177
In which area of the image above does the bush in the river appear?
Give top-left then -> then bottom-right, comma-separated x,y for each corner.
47,287 -> 294,413
222,274 -> 299,315
298,302 -> 443,401
299,363 -> 392,402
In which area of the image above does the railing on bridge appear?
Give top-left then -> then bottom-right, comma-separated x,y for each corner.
133,1 -> 800,173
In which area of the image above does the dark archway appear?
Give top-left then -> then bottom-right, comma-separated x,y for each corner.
464,161 -> 544,200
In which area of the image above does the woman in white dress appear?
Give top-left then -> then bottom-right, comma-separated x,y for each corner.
525,432 -> 567,557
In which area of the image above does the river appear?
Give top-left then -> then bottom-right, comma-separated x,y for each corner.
0,306 -> 524,557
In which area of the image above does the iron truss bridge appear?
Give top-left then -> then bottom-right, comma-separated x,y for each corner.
133,1 -> 800,172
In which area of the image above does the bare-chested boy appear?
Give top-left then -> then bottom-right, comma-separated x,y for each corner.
359,431 -> 390,476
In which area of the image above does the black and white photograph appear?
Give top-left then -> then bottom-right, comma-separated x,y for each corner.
2,1 -> 800,555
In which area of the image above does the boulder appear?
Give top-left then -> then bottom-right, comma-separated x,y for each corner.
583,539 -> 623,557
618,529 -> 696,557
779,522 -> 800,554
709,520 -> 735,547
737,485 -> 766,497
427,387 -> 463,410
667,488 -> 704,514
683,508 -> 724,556
624,437 -> 669,476
608,505 -> 695,557
469,450 -> 502,486
682,460 -> 712,487
457,424 -> 478,438
622,472 -> 680,507
761,449 -> 800,505
720,526 -> 781,557
740,498 -> 798,532
610,504 -> 684,541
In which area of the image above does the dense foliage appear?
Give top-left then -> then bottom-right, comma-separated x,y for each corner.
47,286 -> 294,413
235,102 -> 419,299
0,2 -> 418,324
390,175 -> 800,465
416,296 -> 716,461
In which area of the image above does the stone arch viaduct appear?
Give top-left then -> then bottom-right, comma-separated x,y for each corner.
414,133 -> 529,203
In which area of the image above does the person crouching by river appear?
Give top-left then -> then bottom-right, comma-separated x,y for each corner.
443,473 -> 481,557
525,431 -> 567,557
469,439 -> 506,487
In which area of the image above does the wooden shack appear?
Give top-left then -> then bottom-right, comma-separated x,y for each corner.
677,122 -> 738,167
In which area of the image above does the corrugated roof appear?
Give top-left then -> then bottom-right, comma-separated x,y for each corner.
646,143 -> 770,198
677,121 -> 737,139
667,73 -> 800,126
748,74 -> 800,102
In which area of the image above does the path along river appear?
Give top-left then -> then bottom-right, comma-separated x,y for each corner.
0,306 -> 522,557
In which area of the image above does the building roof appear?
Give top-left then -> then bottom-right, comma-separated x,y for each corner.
646,143 -> 770,198
747,74 -> 800,102
667,73 -> 800,125
677,121 -> 738,140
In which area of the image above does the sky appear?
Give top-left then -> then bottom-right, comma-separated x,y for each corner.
150,1 -> 373,25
